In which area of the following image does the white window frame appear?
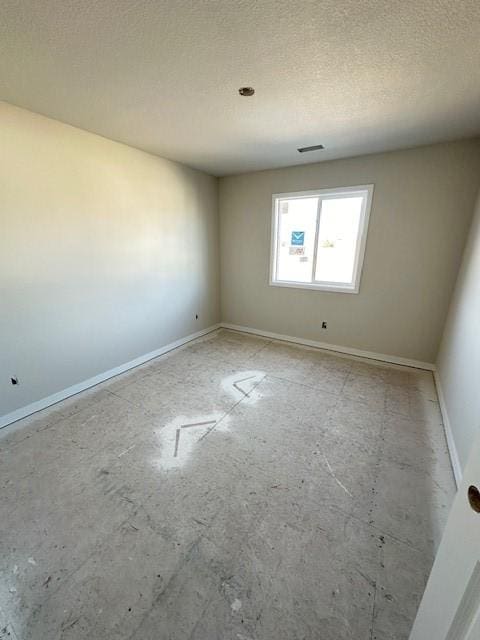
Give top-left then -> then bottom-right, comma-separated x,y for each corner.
269,184 -> 374,294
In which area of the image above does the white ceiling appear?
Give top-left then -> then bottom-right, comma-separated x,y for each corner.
1,0 -> 480,176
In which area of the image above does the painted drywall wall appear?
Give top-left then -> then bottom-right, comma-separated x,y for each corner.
0,102 -> 219,417
219,141 -> 480,363
436,188 -> 480,471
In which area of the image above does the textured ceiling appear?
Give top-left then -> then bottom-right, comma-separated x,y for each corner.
1,0 -> 480,176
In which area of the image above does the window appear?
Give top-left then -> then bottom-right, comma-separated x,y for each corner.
270,185 -> 373,293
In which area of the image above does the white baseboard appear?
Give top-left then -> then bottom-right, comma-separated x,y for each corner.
433,369 -> 462,487
220,322 -> 435,371
0,324 -> 220,430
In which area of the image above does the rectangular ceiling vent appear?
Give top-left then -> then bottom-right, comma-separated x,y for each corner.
297,144 -> 325,153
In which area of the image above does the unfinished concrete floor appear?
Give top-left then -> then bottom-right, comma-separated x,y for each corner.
0,329 -> 455,640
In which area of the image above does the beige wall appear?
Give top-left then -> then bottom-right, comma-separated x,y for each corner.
2,99 -> 479,428
219,141 -> 480,364
436,188 -> 480,472
0,102 -> 219,417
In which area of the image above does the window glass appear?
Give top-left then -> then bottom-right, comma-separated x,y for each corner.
276,197 -> 318,283
314,196 -> 363,284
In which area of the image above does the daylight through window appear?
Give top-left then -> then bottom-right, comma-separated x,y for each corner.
270,185 -> 373,293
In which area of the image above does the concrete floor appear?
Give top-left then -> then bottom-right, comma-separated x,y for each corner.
0,329 -> 455,640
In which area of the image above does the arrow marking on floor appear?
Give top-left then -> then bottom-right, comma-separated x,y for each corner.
173,420 -> 217,457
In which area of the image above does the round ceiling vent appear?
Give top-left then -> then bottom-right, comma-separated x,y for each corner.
238,87 -> 255,97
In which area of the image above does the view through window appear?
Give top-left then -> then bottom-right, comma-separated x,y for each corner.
270,185 -> 373,293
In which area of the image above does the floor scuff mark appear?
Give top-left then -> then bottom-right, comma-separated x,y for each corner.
322,453 -> 353,497
0,624 -> 19,640
231,598 -> 242,613
369,581 -> 377,640
118,443 -> 136,458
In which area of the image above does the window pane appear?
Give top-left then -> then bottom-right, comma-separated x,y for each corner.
276,197 -> 318,283
314,196 -> 364,284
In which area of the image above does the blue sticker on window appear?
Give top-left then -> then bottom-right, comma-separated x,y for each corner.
291,231 -> 305,246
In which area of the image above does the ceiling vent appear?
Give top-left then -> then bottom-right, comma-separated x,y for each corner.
297,144 -> 325,153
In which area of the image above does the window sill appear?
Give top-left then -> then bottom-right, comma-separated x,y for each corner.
269,280 -> 359,294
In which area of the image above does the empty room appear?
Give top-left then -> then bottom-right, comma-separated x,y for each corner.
2,1 -> 480,639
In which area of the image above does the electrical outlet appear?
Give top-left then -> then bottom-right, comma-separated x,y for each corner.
321,321 -> 327,329
195,314 -> 199,320
11,376 -> 19,385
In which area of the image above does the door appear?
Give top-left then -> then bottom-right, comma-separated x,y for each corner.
410,431 -> 480,639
